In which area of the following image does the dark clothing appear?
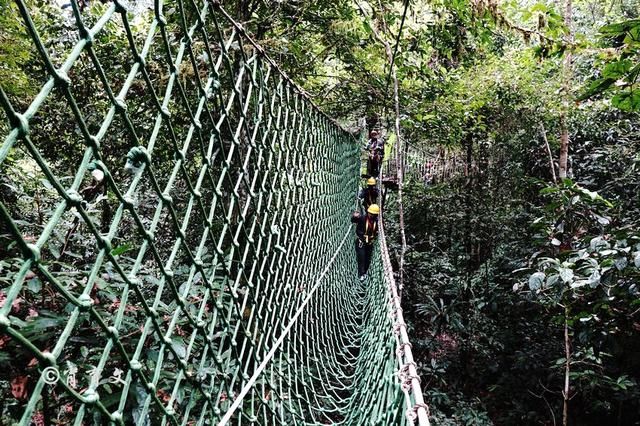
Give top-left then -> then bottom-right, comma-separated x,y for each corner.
355,239 -> 374,277
367,137 -> 384,156
352,214 -> 378,244
358,187 -> 379,210
367,152 -> 381,177
366,137 -> 384,177
351,214 -> 379,276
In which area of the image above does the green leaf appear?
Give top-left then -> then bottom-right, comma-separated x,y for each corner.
624,24 -> 640,43
611,90 -> 640,112
539,186 -> 559,195
577,78 -> 616,102
590,236 -> 610,251
614,257 -> 628,270
588,270 -> 601,288
593,213 -> 611,225
588,194 -> 615,208
40,178 -> 54,191
110,244 -> 132,257
27,277 -> 42,293
546,274 -> 560,287
626,63 -> 640,83
570,279 -> 588,289
559,267 -> 574,283
132,383 -> 151,426
171,338 -> 186,359
529,272 -> 545,291
599,19 -> 640,35
48,243 -> 61,260
602,60 -> 632,79
530,3 -> 549,13
362,19 -> 372,35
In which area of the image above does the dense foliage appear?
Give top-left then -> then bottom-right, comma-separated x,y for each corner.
0,2 -> 270,423
243,0 -> 640,423
2,0 -> 640,424
369,1 -> 640,424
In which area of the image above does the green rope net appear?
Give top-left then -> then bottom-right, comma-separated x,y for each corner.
0,1 -> 428,424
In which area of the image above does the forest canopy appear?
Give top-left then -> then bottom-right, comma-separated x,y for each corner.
236,0 -> 640,423
1,0 -> 640,424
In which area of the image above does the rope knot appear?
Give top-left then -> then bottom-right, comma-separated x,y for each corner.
405,403 -> 430,423
125,146 -> 150,174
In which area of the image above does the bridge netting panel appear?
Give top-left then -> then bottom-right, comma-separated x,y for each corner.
0,1 -> 425,424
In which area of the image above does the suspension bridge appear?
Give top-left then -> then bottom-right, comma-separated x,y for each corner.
0,1 -> 428,424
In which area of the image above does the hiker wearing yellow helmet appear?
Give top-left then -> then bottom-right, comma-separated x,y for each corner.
358,177 -> 379,211
350,203 -> 380,281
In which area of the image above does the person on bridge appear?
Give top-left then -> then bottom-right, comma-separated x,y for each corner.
358,177 -> 379,211
367,130 -> 384,153
366,130 -> 384,178
351,203 -> 380,281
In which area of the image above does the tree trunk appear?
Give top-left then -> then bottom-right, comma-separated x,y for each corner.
365,5 -> 407,297
558,0 -> 573,179
393,68 -> 407,297
563,305 -> 571,426
540,123 -> 557,184
463,133 -> 478,270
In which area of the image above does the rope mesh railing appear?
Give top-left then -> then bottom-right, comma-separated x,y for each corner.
378,213 -> 430,425
0,1 -> 427,424
381,142 -> 465,186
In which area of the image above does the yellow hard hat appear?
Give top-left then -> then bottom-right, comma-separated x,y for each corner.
367,177 -> 376,186
367,204 -> 380,215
